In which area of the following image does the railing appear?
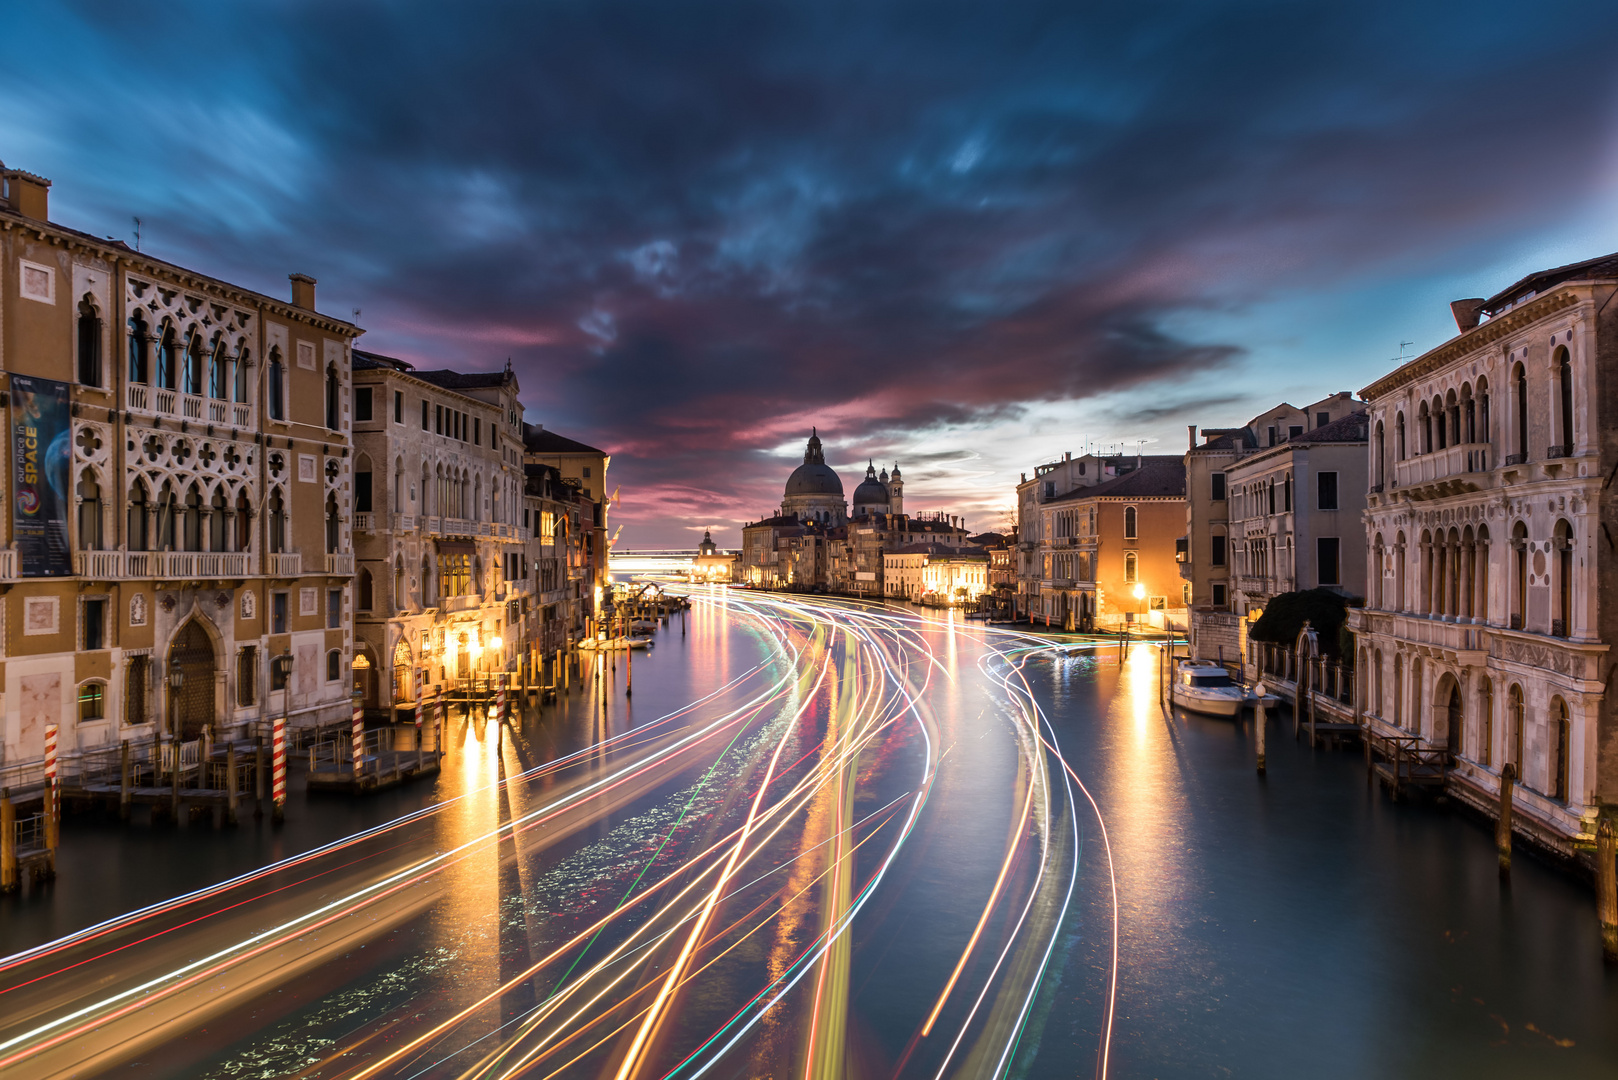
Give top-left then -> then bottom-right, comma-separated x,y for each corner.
0,548 -> 18,580
325,553 -> 355,575
392,513 -> 417,532
442,594 -> 481,613
1546,444 -> 1571,459
266,552 -> 303,577
155,388 -> 176,414
181,394 -> 203,420
73,550 -> 124,578
1504,452 -> 1528,466
126,384 -> 149,412
208,399 -> 229,424
153,551 -> 252,578
425,516 -> 443,536
441,517 -> 477,537
1393,442 -> 1492,488
353,513 -> 374,532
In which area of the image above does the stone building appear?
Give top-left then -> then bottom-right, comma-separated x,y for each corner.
1350,252 -> 1618,854
523,424 -> 610,631
1227,411 -> 1370,672
1032,460 -> 1187,630
780,429 -> 847,525
521,461 -> 595,676
349,351 -> 528,712
883,543 -> 990,604
1179,393 -> 1361,659
1015,453 -> 1181,622
0,160 -> 360,763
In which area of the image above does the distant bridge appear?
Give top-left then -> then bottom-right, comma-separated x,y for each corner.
609,549 -> 702,577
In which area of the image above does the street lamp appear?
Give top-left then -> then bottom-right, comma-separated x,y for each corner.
1133,582 -> 1146,631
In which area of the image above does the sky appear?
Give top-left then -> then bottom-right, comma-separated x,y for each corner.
6,1 -> 1618,547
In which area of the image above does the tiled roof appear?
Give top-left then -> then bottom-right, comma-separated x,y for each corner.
1290,411 -> 1369,444
1045,460 -> 1186,502
524,423 -> 606,456
1484,250 -> 1618,314
413,368 -> 511,391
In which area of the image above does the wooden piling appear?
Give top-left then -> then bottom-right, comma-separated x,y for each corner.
1,792 -> 15,892
226,743 -> 239,826
1598,818 -> 1617,962
44,779 -> 59,870
255,742 -> 265,818
1497,763 -> 1515,879
1255,687 -> 1267,776
120,740 -> 132,820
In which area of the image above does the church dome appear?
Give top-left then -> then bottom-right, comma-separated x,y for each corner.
853,461 -> 888,507
785,429 -> 844,496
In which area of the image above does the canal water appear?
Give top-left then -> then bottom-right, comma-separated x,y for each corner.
3,600 -> 1615,1078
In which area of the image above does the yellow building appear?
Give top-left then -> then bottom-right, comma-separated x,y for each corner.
0,161 -> 360,762
883,543 -> 990,605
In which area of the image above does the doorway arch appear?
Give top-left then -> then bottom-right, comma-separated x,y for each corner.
1434,673 -> 1462,757
168,619 -> 217,741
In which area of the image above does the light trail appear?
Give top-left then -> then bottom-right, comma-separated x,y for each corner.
0,590 -> 1127,1080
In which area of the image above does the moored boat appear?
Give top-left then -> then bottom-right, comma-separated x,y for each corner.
1169,660 -> 1247,718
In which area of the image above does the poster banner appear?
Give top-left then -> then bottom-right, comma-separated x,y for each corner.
11,374 -> 72,577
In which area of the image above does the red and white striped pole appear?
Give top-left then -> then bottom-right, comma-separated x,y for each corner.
436,687 -> 446,751
272,716 -> 287,821
351,692 -> 364,777
43,723 -> 59,827
496,674 -> 508,724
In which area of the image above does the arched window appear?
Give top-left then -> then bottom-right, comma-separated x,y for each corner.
1393,654 -> 1403,726
325,364 -> 340,430
1123,505 -> 1137,539
394,557 -> 404,612
358,568 -> 374,611
1555,346 -> 1573,456
208,487 -> 227,552
268,489 -> 286,554
1513,361 -> 1528,460
1374,422 -> 1385,487
1374,649 -> 1384,718
1418,402 -> 1431,454
1395,412 -> 1406,460
325,495 -> 340,554
234,347 -> 250,403
355,456 -> 373,514
76,472 -> 103,550
183,333 -> 204,395
421,555 -> 433,605
268,347 -> 285,421
127,481 -> 149,551
1551,697 -> 1571,801
1511,520 -> 1528,629
1554,519 -> 1573,636
157,322 -> 178,390
1477,376 -> 1490,446
77,298 -> 102,387
1508,684 -> 1526,774
1433,396 -> 1447,450
394,458 -> 404,512
234,489 -> 252,552
182,484 -> 203,551
209,338 -> 228,399
1410,656 -> 1423,735
1478,678 -> 1493,767
327,649 -> 342,683
1461,384 -> 1475,444
1124,551 -> 1138,583
127,311 -> 150,384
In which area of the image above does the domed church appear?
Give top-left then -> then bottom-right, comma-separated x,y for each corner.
852,461 -> 903,518
781,429 -> 848,524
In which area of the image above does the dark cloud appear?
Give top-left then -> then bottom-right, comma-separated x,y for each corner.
10,1 -> 1618,542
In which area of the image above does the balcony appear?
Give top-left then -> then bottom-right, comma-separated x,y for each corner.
353,513 -> 374,533
440,517 -> 478,537
124,385 -> 253,430
265,552 -> 303,577
391,513 -> 417,533
144,551 -> 252,579
1392,443 -> 1493,498
324,553 -> 355,575
74,550 -> 125,578
1234,574 -> 1292,599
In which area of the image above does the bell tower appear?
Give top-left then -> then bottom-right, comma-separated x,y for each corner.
888,464 -> 903,516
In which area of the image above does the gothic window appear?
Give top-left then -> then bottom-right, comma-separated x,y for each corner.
127,311 -> 150,384
157,322 -> 178,390
268,347 -> 286,420
1513,361 -> 1528,460
1123,506 -> 1137,539
77,298 -> 102,387
1555,346 -> 1573,455
325,364 -> 340,430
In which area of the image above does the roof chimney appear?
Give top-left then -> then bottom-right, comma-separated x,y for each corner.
1188,424 -> 1197,451
1,164 -> 51,221
1449,298 -> 1486,333
289,273 -> 317,311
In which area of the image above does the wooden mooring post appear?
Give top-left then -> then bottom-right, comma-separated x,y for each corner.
1598,818 -> 1617,963
120,740 -> 132,820
1497,764 -> 1516,879
226,743 -> 239,826
1,791 -> 16,892
1254,686 -> 1267,776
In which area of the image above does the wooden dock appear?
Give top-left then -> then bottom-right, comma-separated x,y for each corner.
305,725 -> 442,794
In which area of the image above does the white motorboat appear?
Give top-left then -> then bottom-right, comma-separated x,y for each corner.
1169,660 -> 1246,718
580,636 -> 655,651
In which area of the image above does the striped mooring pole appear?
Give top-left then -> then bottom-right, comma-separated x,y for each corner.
496,674 -> 508,724
272,716 -> 287,821
436,687 -> 447,749
351,692 -> 365,777
43,723 -> 59,835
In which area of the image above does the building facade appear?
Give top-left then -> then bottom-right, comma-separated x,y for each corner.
1,162 -> 360,763
883,543 -> 990,604
350,351 -> 530,713
1181,393 -> 1363,660
1351,253 -> 1618,854
1033,461 -> 1188,630
1228,410 -> 1370,672
523,424 -> 610,634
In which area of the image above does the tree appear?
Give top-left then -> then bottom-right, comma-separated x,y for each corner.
1248,588 -> 1352,657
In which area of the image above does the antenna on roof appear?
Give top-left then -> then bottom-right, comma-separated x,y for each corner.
352,307 -> 362,324
1389,341 -> 1415,365
132,216 -> 141,252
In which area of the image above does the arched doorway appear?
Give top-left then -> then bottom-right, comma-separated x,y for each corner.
1439,677 -> 1462,758
393,639 -> 413,703
168,620 -> 216,741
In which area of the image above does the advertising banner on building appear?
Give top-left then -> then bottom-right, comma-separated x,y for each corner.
11,374 -> 72,577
